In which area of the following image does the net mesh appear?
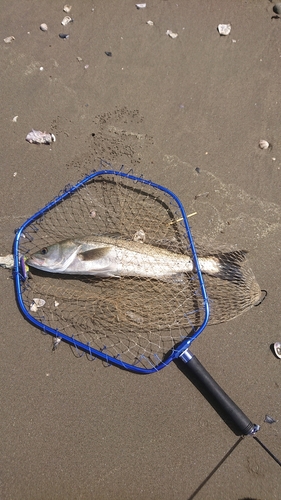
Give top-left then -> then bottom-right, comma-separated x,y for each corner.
16,168 -> 261,370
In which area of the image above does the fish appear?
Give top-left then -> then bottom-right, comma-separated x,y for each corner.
26,234 -> 247,281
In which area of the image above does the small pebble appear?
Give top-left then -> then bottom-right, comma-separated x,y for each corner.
59,33 -> 69,39
105,51 -> 112,57
40,23 -> 48,32
264,414 -> 277,424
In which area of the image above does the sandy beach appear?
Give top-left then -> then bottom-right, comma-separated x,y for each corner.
1,1 -> 281,499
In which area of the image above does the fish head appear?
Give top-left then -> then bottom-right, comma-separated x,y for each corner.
26,240 -> 80,273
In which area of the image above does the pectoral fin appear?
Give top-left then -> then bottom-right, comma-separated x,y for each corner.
78,247 -> 112,261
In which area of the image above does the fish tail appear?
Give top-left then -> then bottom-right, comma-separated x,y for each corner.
215,250 -> 248,282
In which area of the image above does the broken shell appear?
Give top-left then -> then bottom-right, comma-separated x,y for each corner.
166,30 -> 178,39
61,15 -> 73,26
136,3 -> 146,8
133,229 -> 146,243
26,130 -> 56,145
147,20 -> 154,26
4,36 -> 15,43
259,139 -> 270,150
40,23 -> 48,32
218,24 -> 231,36
264,414 -> 277,424
59,33 -> 69,39
0,254 -> 14,269
63,4 -> 72,13
30,298 -> 46,312
273,3 -> 281,15
54,300 -> 60,307
273,342 -> 281,359
52,337 -> 62,351
12,115 -> 18,122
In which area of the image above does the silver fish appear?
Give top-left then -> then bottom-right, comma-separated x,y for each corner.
26,235 -> 246,281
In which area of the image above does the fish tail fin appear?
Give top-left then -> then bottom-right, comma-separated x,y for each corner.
215,250 -> 248,282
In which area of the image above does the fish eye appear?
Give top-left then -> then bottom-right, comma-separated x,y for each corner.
40,247 -> 48,255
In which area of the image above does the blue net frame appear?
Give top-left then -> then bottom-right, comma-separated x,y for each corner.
13,166 -> 209,373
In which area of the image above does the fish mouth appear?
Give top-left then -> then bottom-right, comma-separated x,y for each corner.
26,257 -> 45,268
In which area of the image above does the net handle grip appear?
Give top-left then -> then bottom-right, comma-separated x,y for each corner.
180,350 -> 259,436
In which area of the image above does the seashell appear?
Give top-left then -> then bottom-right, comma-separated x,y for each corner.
30,298 -> 46,312
12,116 -> 18,122
61,15 -> 73,26
0,254 -> 14,269
274,342 -> 281,359
54,300 -> 60,307
147,20 -> 154,26
4,36 -> 15,43
40,23 -> 48,32
166,30 -> 178,39
259,139 -> 270,150
136,3 -> 146,9
105,51 -> 112,57
264,414 -> 277,424
133,229 -> 146,243
59,33 -> 69,39
218,24 -> 231,36
52,337 -> 62,351
26,130 -> 56,145
273,3 -> 281,15
63,4 -> 72,13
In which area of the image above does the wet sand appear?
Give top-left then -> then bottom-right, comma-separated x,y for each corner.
1,1 -> 281,499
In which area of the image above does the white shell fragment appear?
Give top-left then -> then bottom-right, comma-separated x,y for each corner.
4,36 -> 15,43
61,15 -> 73,26
133,229 -> 146,243
26,129 -> 56,145
30,298 -> 46,312
259,139 -> 270,150
218,24 -> 231,36
136,3 -> 146,9
274,342 -> 281,359
52,338 -> 61,350
166,30 -> 178,39
40,23 -> 48,32
63,4 -> 72,13
0,254 -> 14,269
147,20 -> 154,26
12,115 -> 18,122
52,337 -> 62,351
